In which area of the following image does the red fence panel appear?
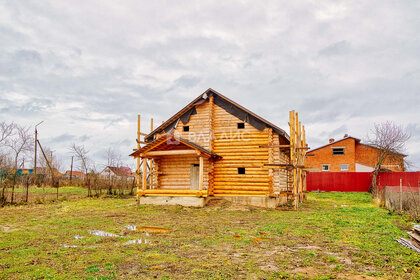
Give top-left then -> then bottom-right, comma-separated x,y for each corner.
377,172 -> 420,188
307,172 -> 420,192
307,172 -> 372,192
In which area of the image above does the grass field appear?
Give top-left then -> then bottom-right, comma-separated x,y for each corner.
3,186 -> 133,204
0,192 -> 418,279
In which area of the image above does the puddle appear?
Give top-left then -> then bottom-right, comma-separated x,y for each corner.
123,239 -> 148,245
125,225 -> 137,231
252,236 -> 269,243
0,225 -> 18,232
74,235 -> 84,240
63,244 -> 98,248
89,230 -> 119,237
125,225 -> 172,233
63,244 -> 78,248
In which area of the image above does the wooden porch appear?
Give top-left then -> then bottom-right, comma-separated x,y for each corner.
130,134 -> 221,198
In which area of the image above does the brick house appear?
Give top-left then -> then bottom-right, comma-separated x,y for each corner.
306,135 -> 405,172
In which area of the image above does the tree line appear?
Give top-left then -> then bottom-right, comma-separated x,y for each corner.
0,121 -> 135,206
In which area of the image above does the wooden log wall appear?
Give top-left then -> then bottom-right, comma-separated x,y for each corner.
212,105 -> 271,196
272,135 -> 290,194
156,155 -> 209,190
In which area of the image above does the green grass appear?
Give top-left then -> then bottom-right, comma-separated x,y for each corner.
0,192 -> 418,279
13,186 -> 88,195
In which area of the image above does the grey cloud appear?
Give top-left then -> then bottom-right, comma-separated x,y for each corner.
0,98 -> 53,117
78,135 -> 91,142
50,133 -> 76,143
0,1 -> 419,169
173,75 -> 201,89
13,49 -> 42,64
318,41 -> 351,56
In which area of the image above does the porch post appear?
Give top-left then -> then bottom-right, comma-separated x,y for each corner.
142,158 -> 147,191
199,156 -> 204,191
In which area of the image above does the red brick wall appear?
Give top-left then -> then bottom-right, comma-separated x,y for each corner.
355,144 -> 404,172
306,138 -> 356,172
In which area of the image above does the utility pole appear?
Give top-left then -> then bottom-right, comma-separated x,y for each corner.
70,156 -> 74,184
33,121 -> 44,180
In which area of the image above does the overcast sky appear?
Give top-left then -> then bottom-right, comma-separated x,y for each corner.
0,0 -> 419,171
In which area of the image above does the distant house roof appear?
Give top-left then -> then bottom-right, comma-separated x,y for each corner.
307,136 -> 407,157
64,170 -> 84,177
307,136 -> 360,153
144,88 -> 289,143
37,167 -> 62,176
102,166 -> 132,177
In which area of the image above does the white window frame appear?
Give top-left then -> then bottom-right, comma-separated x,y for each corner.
341,164 -> 349,171
321,164 -> 330,172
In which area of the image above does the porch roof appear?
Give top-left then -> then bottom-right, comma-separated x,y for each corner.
130,134 -> 221,159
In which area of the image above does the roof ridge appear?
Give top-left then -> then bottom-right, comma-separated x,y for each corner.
144,88 -> 289,142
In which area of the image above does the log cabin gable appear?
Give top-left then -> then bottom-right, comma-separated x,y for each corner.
146,88 -> 289,150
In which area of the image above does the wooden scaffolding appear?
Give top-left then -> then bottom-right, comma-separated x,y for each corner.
135,115 -> 156,202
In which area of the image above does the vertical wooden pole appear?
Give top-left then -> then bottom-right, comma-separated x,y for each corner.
136,115 -> 141,201
268,128 -> 274,196
399,178 -> 402,212
150,117 -> 153,190
289,111 -> 293,201
302,125 -> 307,199
142,159 -> 147,191
70,156 -> 73,184
199,156 -> 204,191
418,180 -> 420,208
34,128 -> 38,179
294,111 -> 298,209
150,118 -> 153,132
208,96 -> 215,196
298,121 -> 303,203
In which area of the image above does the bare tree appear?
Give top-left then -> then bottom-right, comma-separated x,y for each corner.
104,147 -> 124,195
37,145 -> 64,199
0,121 -> 15,169
367,121 -> 410,193
38,147 -> 63,175
70,144 -> 92,197
5,125 -> 33,203
106,147 -> 122,167
6,125 -> 33,170
0,121 -> 15,146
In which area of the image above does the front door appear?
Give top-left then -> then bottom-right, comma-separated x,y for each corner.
190,164 -> 199,190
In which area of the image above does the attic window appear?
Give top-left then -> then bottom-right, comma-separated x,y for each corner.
237,123 -> 245,129
183,126 -> 189,132
238,167 -> 246,174
332,147 -> 344,155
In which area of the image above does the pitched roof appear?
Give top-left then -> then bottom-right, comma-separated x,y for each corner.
130,134 -> 221,159
358,143 -> 407,157
105,166 -> 132,176
144,88 -> 289,142
64,170 -> 84,177
307,136 -> 360,153
307,136 -> 407,157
